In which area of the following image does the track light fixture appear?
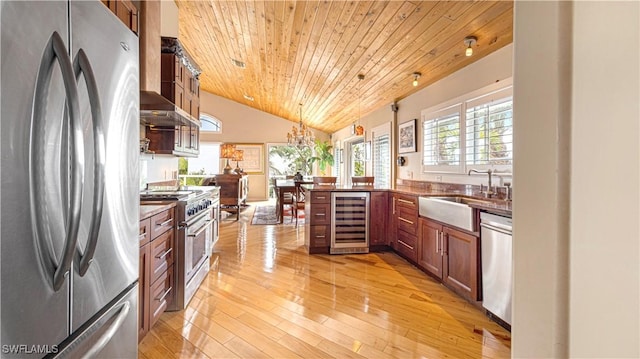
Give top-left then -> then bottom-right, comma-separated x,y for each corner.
412,72 -> 421,87
464,36 -> 477,57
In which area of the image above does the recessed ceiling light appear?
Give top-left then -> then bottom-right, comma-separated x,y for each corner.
231,58 -> 246,68
243,94 -> 254,101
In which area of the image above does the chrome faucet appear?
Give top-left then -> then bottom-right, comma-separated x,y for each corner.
468,169 -> 494,197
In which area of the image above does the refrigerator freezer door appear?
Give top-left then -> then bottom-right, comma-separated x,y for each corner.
1,1 -> 71,352
69,1 -> 139,332
54,284 -> 138,358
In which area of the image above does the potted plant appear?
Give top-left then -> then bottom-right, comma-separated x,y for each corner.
310,140 -> 334,176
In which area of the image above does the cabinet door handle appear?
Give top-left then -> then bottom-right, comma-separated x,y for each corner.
138,232 -> 147,240
156,247 -> 172,260
398,198 -> 414,205
393,197 -> 396,214
398,217 -> 414,225
315,213 -> 326,216
435,229 -> 439,253
440,232 -> 445,256
316,196 -> 326,199
157,218 -> 173,227
316,235 -> 326,238
156,286 -> 172,302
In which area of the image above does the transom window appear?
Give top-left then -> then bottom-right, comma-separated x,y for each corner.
200,113 -> 221,133
422,82 -> 513,174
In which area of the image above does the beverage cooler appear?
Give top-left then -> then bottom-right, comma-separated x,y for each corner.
331,192 -> 369,254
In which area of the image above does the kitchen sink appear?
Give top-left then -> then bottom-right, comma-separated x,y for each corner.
418,196 -> 480,231
429,196 -> 494,206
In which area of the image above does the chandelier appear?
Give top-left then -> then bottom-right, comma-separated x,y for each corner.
287,103 -> 315,148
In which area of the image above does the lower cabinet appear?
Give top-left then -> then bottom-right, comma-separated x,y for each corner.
138,243 -> 150,340
369,191 -> 388,247
418,217 -> 480,301
305,191 -> 331,254
139,207 -> 175,342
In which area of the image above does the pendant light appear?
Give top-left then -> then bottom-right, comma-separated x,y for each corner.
355,74 -> 365,136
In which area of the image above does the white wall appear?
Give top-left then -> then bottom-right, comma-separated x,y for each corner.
513,1 -> 640,357
512,2 -> 571,356
569,1 -> 639,357
199,91 -> 329,200
331,44 -> 514,186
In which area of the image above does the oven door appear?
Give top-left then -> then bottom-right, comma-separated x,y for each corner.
185,209 -> 212,284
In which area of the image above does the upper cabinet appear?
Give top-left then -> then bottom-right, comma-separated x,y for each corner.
101,0 -> 138,34
145,37 -> 201,157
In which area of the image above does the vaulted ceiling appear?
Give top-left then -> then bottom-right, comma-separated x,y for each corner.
176,1 -> 513,134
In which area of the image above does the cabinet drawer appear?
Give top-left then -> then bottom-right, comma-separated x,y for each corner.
309,225 -> 330,247
396,194 -> 418,209
139,218 -> 151,246
310,191 -> 330,203
150,265 -> 173,329
397,230 -> 417,262
309,203 -> 331,225
150,208 -> 174,239
150,229 -> 174,284
397,206 -> 418,234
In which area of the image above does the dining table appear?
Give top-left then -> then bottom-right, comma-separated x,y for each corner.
274,179 -> 312,224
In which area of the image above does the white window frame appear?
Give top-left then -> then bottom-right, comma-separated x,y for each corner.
421,78 -> 513,174
200,113 -> 222,133
421,103 -> 463,173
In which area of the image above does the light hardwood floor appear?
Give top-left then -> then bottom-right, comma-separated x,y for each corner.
139,202 -> 511,358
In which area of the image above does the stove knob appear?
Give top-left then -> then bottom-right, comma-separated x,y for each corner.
188,209 -> 194,216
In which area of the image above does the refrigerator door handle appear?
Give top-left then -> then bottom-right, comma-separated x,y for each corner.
80,301 -> 131,359
73,49 -> 106,276
31,31 -> 85,291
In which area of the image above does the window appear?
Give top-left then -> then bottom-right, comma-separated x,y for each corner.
423,106 -> 461,169
372,123 -> 391,188
179,142 -> 221,185
422,81 -> 513,174
333,146 -> 342,185
200,113 -> 221,133
349,139 -> 366,178
465,96 -> 513,167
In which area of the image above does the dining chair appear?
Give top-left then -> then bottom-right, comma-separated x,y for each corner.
312,176 -> 337,185
292,182 -> 307,227
352,176 -> 374,186
273,178 -> 294,223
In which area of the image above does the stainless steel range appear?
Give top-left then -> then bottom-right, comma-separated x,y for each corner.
140,186 -> 220,310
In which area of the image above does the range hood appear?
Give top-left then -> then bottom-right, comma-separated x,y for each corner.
140,91 -> 199,127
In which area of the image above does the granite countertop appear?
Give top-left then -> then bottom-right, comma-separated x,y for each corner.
305,184 -> 512,217
140,202 -> 176,220
393,185 -> 512,217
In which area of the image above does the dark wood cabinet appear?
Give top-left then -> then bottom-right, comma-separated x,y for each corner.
369,191 -> 388,248
417,217 -> 480,301
146,47 -> 201,158
138,243 -> 150,341
418,218 -> 443,278
101,0 -> 138,34
305,191 -> 331,254
145,123 -> 199,157
389,193 -> 419,263
215,174 -> 248,220
139,206 -> 175,342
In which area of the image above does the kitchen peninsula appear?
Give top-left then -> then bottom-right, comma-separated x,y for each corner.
304,181 -> 513,308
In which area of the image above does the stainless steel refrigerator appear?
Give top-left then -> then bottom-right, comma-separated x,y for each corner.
1,1 -> 139,357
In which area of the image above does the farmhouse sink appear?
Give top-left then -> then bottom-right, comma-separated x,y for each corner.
418,196 -> 479,232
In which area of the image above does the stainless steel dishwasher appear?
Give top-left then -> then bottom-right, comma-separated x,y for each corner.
480,212 -> 513,327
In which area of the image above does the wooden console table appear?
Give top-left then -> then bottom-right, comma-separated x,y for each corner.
214,173 -> 248,220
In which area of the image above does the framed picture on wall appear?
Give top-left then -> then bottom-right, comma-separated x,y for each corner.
398,119 -> 417,153
234,143 -> 264,174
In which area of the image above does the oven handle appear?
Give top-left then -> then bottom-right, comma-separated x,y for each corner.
188,220 -> 212,237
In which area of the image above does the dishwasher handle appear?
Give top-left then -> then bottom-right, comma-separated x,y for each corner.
480,222 -> 512,236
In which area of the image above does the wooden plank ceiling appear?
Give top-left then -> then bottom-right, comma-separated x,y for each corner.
177,1 -> 513,134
